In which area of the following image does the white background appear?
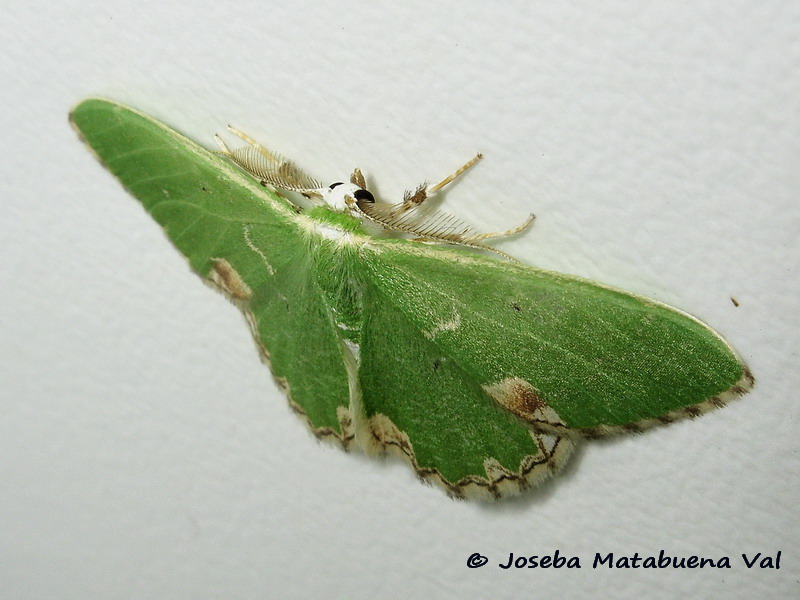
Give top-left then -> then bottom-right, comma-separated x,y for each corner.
2,1 -> 798,598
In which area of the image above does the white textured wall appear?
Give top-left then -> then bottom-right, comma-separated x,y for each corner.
2,1 -> 798,598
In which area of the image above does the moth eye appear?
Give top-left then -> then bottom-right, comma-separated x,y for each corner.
353,189 -> 375,203
329,182 -> 345,189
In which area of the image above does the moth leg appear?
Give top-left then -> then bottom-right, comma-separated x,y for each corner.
213,134 -> 235,156
467,213 -> 536,241
400,152 -> 533,242
427,153 -> 483,195
397,153 -> 484,212
213,128 -> 279,165
225,126 -> 282,163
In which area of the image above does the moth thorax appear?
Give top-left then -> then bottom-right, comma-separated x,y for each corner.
322,181 -> 374,214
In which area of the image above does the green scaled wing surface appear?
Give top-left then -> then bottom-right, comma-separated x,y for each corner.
358,246 -> 752,438
71,98 -> 752,499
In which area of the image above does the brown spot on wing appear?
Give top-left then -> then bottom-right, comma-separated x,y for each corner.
209,258 -> 252,300
483,377 -> 566,427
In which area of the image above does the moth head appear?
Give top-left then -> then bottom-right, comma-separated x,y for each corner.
321,180 -> 374,213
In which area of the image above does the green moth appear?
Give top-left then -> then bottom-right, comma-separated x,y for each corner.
70,98 -> 753,500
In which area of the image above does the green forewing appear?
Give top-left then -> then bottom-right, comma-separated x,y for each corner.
71,99 -> 350,436
360,247 -> 747,432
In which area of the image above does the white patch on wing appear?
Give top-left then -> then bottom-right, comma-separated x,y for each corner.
423,310 -> 461,340
242,224 -> 275,275
316,224 -> 353,242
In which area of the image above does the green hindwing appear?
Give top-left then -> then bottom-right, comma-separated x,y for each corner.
70,98 -> 753,500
